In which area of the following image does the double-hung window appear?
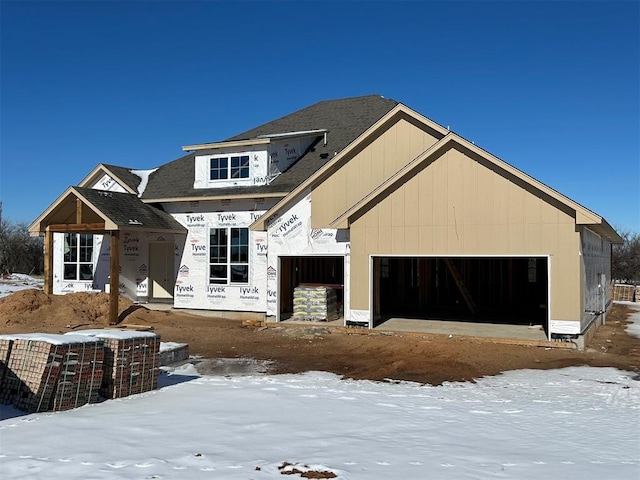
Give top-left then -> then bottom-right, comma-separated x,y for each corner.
63,233 -> 94,280
210,155 -> 249,181
210,157 -> 228,180
209,227 -> 249,284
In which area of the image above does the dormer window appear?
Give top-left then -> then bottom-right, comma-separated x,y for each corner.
210,157 -> 228,180
210,155 -> 250,180
231,156 -> 250,178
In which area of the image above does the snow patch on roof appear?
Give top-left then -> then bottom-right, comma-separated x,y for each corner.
130,168 -> 158,197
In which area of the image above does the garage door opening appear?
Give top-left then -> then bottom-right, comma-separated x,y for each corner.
279,256 -> 345,321
373,257 -> 548,333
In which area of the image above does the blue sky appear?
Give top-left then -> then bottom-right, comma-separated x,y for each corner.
1,1 -> 638,232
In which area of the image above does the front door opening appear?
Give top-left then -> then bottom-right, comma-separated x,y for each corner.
149,243 -> 175,302
373,257 -> 548,333
279,256 -> 344,321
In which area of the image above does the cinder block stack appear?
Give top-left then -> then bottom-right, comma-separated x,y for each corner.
51,339 -> 104,411
69,330 -> 161,399
0,334 -> 104,413
293,286 -> 339,321
613,284 -> 636,302
0,337 -> 14,404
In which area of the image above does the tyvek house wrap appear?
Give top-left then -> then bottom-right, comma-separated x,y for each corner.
266,192 -> 351,320
171,210 -> 269,312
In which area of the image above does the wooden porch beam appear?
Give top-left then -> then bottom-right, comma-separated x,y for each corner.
43,229 -> 53,295
109,231 -> 120,325
76,198 -> 83,224
47,223 -> 107,233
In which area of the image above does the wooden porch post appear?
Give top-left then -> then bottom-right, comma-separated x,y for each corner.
109,230 -> 120,325
44,228 -> 53,295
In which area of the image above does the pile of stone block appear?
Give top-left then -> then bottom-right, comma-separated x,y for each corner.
69,330 -> 161,399
0,334 -> 104,413
0,329 -> 162,412
612,284 -> 636,302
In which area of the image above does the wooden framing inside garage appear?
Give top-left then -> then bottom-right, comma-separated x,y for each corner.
370,255 -> 550,336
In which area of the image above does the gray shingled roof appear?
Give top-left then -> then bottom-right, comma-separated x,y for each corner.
141,95 -> 399,200
100,164 -> 143,193
76,187 -> 186,232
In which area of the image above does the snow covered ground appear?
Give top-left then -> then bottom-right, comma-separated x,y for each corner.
622,302 -> 640,339
1,284 -> 639,478
1,365 -> 638,479
0,273 -> 43,298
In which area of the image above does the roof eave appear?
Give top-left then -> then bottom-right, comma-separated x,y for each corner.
142,192 -> 289,204
182,138 -> 271,152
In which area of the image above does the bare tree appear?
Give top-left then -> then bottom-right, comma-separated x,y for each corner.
612,229 -> 640,283
0,215 -> 44,276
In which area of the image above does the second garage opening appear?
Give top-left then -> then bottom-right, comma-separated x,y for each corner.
278,256 -> 345,321
373,256 -> 548,332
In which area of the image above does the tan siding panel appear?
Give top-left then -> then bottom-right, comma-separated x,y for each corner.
391,188 -> 405,227
418,225 -> 434,252
447,150 -> 463,228
542,200 -> 559,224
391,226 -> 405,251
349,225 -> 368,310
418,161 -> 434,226
432,225 -> 448,253
463,224 -> 478,251
508,222 -> 525,251
432,154 -> 448,226
364,202 -> 378,228
477,224 -> 493,252
383,124 -> 397,179
541,223 -> 559,253
462,157 -> 479,225
524,190 -> 542,225
508,182 -> 524,225
405,226 -> 419,252
447,225 -> 463,252
490,224 -> 509,252
378,195 -> 392,228
334,167 -> 347,224
524,223 -> 542,251
403,173 -> 419,227
477,165 -> 494,225
378,222 -> 392,252
365,225 -> 379,252
492,173 -> 509,225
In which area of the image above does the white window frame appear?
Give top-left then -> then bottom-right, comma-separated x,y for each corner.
209,227 -> 249,285
209,155 -> 250,181
63,233 -> 94,281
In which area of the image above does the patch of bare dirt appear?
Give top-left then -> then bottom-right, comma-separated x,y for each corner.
0,290 -> 133,330
0,289 -> 639,385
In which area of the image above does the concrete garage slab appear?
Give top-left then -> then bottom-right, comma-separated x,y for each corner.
375,318 -> 549,342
